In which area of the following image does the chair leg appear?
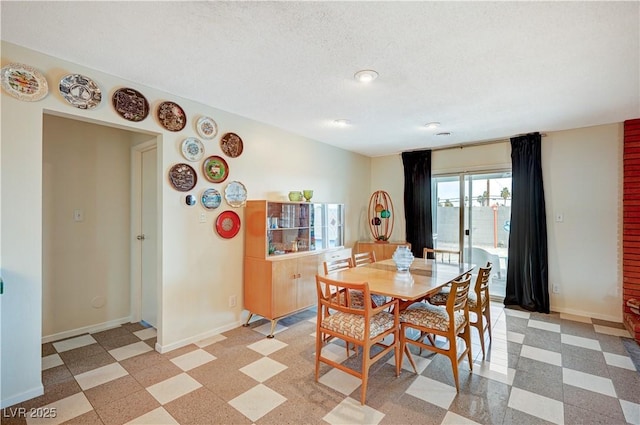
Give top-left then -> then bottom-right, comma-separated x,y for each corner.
400,326 -> 418,374
394,330 -> 401,377
315,329 -> 322,381
361,345 -> 370,405
485,306 -> 492,345
449,336 -> 460,391
476,317 -> 486,359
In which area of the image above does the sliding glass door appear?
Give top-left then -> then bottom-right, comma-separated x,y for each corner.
433,170 -> 512,299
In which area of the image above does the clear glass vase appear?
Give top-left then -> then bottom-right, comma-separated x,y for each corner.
392,246 -> 414,272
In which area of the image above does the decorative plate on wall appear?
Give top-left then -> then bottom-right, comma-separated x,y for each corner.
157,101 -> 186,131
224,181 -> 247,207
196,116 -> 218,140
202,155 -> 229,183
168,163 -> 197,192
0,62 -> 48,101
220,132 -> 243,158
201,188 -> 222,209
59,73 -> 102,109
112,87 -> 149,122
181,137 -> 205,162
215,210 -> 241,239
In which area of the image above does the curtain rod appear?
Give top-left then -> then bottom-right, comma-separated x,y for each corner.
429,132 -> 547,153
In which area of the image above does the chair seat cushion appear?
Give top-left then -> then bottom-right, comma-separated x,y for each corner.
321,311 -> 395,340
332,291 -> 387,309
428,289 -> 485,309
400,302 -> 465,332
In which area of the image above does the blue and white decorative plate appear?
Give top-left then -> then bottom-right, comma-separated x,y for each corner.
224,181 -> 247,208
181,137 -> 204,162
201,188 -> 222,209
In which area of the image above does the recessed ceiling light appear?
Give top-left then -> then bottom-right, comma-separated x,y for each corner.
333,119 -> 351,127
354,70 -> 378,83
425,122 -> 441,129
436,132 -> 451,136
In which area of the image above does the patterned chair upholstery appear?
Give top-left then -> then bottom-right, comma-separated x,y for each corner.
427,262 -> 493,358
315,274 -> 400,405
399,273 -> 473,391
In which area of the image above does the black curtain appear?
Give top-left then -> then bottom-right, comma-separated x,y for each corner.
505,133 -> 549,313
401,150 -> 433,258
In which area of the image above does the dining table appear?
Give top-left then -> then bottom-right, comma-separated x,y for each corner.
327,258 -> 475,310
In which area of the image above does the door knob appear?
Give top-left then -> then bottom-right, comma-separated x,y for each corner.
136,234 -> 146,240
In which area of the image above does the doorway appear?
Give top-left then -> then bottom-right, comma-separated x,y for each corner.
432,170 -> 512,299
42,114 -> 159,341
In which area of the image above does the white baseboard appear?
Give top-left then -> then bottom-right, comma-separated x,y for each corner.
42,316 -> 132,344
549,304 -> 622,323
1,384 -> 44,409
156,320 -> 243,354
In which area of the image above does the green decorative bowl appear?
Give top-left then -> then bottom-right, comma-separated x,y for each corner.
288,191 -> 303,201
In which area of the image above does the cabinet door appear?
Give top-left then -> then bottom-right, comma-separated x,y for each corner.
296,255 -> 319,310
271,259 -> 298,318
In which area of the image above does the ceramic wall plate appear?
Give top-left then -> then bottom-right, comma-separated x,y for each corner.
1,62 -> 48,101
59,73 -> 102,109
196,116 -> 218,140
202,155 -> 229,183
112,87 -> 149,122
201,188 -> 222,209
224,181 -> 247,207
216,210 -> 241,239
181,137 -> 205,162
168,163 -> 197,192
157,101 -> 186,131
220,132 -> 243,158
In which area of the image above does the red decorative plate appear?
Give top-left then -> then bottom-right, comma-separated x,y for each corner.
216,210 -> 241,239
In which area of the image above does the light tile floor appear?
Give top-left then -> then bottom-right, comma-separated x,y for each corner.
2,304 -> 639,425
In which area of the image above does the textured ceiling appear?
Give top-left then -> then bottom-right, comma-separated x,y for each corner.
2,1 -> 639,157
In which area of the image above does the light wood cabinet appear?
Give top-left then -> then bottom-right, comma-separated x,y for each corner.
354,241 -> 411,261
244,200 -> 348,337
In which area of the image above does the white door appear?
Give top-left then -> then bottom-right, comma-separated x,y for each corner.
141,147 -> 157,327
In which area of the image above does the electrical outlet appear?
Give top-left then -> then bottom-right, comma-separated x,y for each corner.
555,212 -> 564,223
229,295 -> 237,308
552,284 -> 560,294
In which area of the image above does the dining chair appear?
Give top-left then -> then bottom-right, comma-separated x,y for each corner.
399,273 -> 473,391
323,258 -> 386,308
323,257 -> 353,274
423,247 -> 461,264
315,274 -> 400,405
427,262 -> 493,358
353,251 -> 377,267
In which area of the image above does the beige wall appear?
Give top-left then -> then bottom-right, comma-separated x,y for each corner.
0,41 -> 371,407
372,125 -> 622,321
42,115 -> 134,339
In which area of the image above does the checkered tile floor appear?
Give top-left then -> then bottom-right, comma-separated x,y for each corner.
2,304 -> 639,425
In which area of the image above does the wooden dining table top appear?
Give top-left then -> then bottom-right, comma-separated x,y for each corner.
327,259 -> 475,301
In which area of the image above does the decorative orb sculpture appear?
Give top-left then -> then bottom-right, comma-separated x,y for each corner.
368,190 -> 394,243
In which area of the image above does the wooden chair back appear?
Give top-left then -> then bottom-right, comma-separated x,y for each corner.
447,273 -> 472,316
423,247 -> 461,264
316,275 -> 370,320
353,251 -> 376,267
323,257 -> 353,275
